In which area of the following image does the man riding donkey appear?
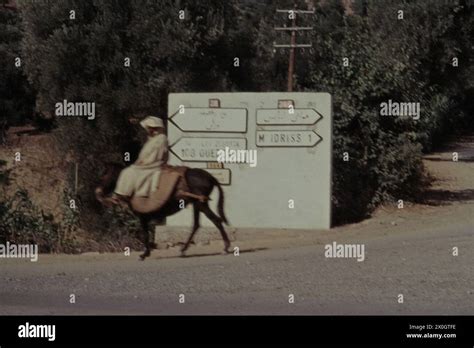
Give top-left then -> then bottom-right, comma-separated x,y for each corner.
96,115 -> 231,260
104,116 -> 168,206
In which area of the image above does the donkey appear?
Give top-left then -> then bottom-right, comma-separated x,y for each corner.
95,163 -> 231,260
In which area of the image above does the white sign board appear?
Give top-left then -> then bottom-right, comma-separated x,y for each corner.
167,92 -> 332,229
256,108 -> 321,125
170,108 -> 247,132
170,137 -> 246,162
256,130 -> 322,147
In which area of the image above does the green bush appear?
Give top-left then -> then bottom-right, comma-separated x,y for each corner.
0,189 -> 82,253
0,162 -> 80,252
98,205 -> 143,251
297,0 -> 472,223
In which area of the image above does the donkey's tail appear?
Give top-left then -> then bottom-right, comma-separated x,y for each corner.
211,176 -> 229,225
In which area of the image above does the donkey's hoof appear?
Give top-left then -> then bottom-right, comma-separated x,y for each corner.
139,252 -> 150,261
180,242 -> 190,254
180,244 -> 188,256
222,247 -> 231,255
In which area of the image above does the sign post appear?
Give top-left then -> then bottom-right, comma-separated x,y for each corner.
167,92 -> 332,230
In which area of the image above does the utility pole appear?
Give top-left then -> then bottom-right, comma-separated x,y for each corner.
274,7 -> 314,92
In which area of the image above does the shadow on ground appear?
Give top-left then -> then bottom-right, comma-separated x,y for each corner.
424,157 -> 474,163
422,189 -> 474,206
180,247 -> 268,258
146,247 -> 269,260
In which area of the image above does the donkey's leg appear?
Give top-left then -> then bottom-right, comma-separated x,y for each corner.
200,203 -> 231,253
181,204 -> 200,256
139,216 -> 151,260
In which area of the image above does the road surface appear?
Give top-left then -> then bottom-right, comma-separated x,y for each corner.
0,219 -> 472,315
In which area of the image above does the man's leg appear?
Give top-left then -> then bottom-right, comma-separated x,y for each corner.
104,168 -> 134,207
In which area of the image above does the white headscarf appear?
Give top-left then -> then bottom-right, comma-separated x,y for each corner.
140,116 -> 164,130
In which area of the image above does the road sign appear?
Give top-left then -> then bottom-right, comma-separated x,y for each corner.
167,92 -> 332,230
169,108 -> 247,133
170,137 -> 247,162
256,130 -> 322,147
204,168 -> 231,185
256,108 -> 321,125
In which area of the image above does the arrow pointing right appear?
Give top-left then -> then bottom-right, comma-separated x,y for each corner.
256,108 -> 321,125
256,130 -> 322,147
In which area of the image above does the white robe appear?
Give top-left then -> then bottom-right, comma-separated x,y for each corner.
115,134 -> 168,197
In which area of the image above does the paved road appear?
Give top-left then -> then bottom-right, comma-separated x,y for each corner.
1,220 -> 472,315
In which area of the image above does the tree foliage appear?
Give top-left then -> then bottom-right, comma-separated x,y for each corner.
0,1 -> 35,134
